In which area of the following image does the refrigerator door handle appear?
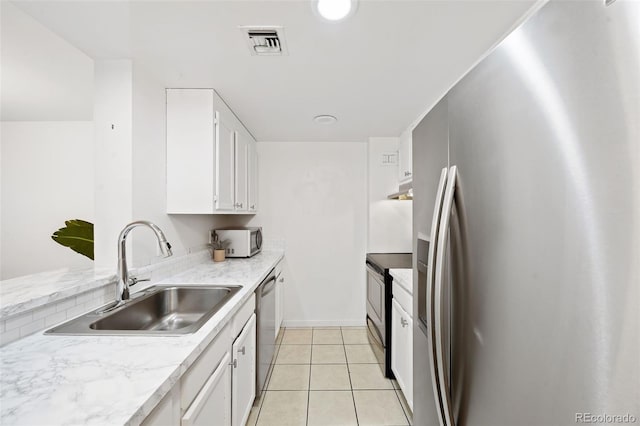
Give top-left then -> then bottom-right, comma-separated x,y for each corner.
425,167 -> 449,426
434,165 -> 459,426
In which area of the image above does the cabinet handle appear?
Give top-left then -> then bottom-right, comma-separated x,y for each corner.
238,346 -> 246,355
404,171 -> 411,177
250,204 -> 255,209
279,277 -> 284,283
401,317 -> 408,327
235,202 -> 244,208
230,359 -> 238,368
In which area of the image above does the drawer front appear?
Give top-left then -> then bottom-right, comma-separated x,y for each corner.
232,294 -> 255,337
392,282 -> 413,318
181,325 -> 232,412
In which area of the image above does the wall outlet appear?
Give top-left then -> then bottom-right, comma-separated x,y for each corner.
381,151 -> 398,166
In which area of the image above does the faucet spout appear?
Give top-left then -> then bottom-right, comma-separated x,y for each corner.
115,221 -> 173,305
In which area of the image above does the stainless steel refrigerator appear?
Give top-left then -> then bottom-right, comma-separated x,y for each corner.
412,1 -> 639,425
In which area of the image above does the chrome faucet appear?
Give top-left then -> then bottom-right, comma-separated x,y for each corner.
100,221 -> 172,313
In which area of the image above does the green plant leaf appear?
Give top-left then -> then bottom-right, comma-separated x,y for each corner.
51,219 -> 94,261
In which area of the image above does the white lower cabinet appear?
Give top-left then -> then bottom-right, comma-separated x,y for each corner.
232,314 -> 256,426
143,295 -> 257,426
142,386 -> 181,426
391,298 -> 413,411
182,352 -> 232,426
274,261 -> 285,339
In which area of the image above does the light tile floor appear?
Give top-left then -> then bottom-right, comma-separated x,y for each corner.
246,327 -> 413,426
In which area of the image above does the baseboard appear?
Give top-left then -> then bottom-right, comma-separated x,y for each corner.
282,319 -> 366,328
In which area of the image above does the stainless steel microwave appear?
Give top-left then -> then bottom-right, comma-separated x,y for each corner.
213,227 -> 262,258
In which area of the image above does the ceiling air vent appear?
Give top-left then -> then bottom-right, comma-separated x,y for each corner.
240,26 -> 288,56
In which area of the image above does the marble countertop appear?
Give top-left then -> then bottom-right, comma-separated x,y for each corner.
390,268 -> 413,295
0,267 -> 116,318
0,250 -> 284,426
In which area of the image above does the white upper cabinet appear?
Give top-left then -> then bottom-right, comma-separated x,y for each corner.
166,89 -> 215,213
215,111 -> 236,212
166,88 -> 258,214
247,139 -> 258,213
398,129 -> 412,185
234,128 -> 249,212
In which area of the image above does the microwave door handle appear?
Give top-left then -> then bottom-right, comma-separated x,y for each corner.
426,167 -> 449,426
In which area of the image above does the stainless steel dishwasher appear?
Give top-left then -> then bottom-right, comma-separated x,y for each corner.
255,268 -> 277,397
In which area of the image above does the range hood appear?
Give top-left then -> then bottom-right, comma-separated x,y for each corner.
388,183 -> 413,200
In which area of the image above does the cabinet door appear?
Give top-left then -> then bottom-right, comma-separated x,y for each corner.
277,273 -> 284,336
247,139 -> 258,212
391,299 -> 413,411
232,314 -> 256,426
275,277 -> 281,340
182,352 -> 232,426
234,130 -> 248,212
215,111 -> 236,212
166,89 -> 215,213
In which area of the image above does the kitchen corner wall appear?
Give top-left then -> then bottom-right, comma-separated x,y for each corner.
367,137 -> 412,253
248,142 -> 367,327
0,2 -> 95,279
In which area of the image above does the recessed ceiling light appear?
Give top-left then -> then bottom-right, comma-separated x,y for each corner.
314,0 -> 357,21
313,115 -> 337,124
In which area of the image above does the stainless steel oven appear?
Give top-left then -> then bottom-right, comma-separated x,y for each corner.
366,263 -> 386,350
366,253 -> 412,378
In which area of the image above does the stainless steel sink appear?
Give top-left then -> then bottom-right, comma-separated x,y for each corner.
45,285 -> 241,335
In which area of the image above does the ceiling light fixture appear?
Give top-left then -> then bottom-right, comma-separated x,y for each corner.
313,114 -> 337,124
315,0 -> 357,21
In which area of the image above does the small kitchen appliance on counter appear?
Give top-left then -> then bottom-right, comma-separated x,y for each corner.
365,252 -> 412,378
213,227 -> 262,258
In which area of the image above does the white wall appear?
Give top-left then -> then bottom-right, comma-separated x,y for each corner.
93,60 -> 134,269
0,2 -> 93,121
368,137 -> 412,253
249,142 -> 368,327
0,122 -> 95,279
130,64 -> 248,266
0,3 -> 95,280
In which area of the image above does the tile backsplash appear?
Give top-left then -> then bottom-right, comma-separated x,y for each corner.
0,248 -> 213,347
0,283 -> 115,346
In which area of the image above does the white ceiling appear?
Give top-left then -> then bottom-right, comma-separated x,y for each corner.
9,0 -> 537,142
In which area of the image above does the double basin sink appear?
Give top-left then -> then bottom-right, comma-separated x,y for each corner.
46,285 -> 241,335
